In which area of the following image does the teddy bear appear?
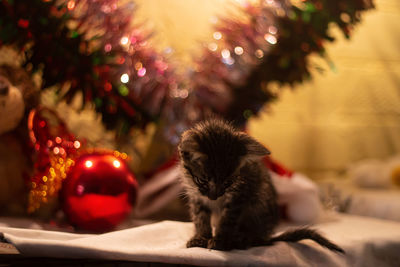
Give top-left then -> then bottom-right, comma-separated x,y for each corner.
0,65 -> 39,216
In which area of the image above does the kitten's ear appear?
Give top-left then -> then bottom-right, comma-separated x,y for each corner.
178,130 -> 196,153
239,133 -> 271,157
178,130 -> 207,162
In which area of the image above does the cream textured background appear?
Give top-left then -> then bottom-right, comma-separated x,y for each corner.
248,0 -> 400,177
136,0 -> 400,178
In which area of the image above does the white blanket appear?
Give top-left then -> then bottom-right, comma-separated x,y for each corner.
1,214 -> 400,267
319,178 -> 400,222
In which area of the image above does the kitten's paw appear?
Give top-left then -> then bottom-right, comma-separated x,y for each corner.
207,237 -> 232,251
186,236 -> 209,248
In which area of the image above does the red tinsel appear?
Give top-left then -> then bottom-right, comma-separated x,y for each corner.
27,107 -> 81,213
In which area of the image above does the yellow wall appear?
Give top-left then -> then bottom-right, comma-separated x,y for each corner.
249,0 -> 400,177
135,0 -> 400,178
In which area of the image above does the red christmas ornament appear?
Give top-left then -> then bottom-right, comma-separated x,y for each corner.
62,152 -> 138,232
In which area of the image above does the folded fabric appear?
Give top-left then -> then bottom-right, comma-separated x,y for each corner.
2,214 -> 400,266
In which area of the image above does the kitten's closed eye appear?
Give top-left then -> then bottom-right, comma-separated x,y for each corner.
223,179 -> 232,189
193,174 -> 206,186
185,165 -> 207,186
194,176 -> 209,195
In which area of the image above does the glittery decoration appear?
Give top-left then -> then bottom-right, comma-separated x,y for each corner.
169,0 -> 375,130
27,107 -> 80,213
28,154 -> 75,213
0,0 -> 175,134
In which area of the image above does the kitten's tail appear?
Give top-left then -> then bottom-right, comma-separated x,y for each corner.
268,228 -> 345,254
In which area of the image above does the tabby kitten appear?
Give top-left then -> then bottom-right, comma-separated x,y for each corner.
178,119 -> 344,252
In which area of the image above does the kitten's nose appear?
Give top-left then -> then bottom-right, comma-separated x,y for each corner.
208,182 -> 218,200
208,192 -> 218,200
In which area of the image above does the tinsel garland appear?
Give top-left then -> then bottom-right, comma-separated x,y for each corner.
182,0 -> 374,126
0,0 -> 174,133
0,0 -> 374,138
